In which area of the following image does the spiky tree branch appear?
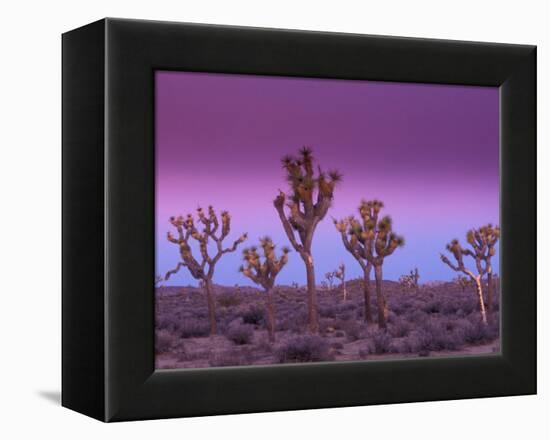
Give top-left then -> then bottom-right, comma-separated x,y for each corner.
239,237 -> 290,341
274,147 -> 341,333
166,206 -> 247,334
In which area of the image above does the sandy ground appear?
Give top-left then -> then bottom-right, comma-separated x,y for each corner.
155,333 -> 500,370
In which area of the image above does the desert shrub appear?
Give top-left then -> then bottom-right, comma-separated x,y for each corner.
341,320 -> 361,341
226,323 -> 254,345
179,310 -> 195,320
388,339 -> 410,354
406,309 -> 429,326
184,349 -> 211,361
242,305 -> 265,326
190,306 -> 209,319
155,330 -> 174,353
372,330 -> 392,354
319,318 -> 334,335
178,318 -> 210,338
422,299 -> 442,314
331,342 -> 344,350
319,304 -> 338,318
390,318 -> 410,338
421,318 -> 464,351
277,310 -> 307,333
403,329 -> 432,353
463,316 -> 498,344
389,297 -> 414,315
218,291 -> 241,308
276,336 -> 331,363
254,336 -> 274,353
459,298 -> 478,315
209,349 -> 251,367
156,314 -> 180,332
440,299 -> 461,315
336,301 -> 357,314
386,310 -> 398,324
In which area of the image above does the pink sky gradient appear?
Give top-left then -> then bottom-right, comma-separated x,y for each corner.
155,71 -> 499,286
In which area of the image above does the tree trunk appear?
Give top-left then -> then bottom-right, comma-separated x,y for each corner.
204,278 -> 217,335
374,265 -> 388,329
486,271 -> 493,313
363,268 -> 373,324
474,276 -> 488,325
304,255 -> 319,333
266,288 -> 275,342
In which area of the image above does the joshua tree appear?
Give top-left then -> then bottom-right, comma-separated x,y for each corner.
335,215 -> 373,322
335,200 -> 404,328
154,275 -> 164,288
440,238 -> 488,324
274,147 -> 342,333
466,224 -> 500,312
325,271 -> 336,290
165,206 -> 247,335
239,237 -> 290,342
398,268 -> 420,291
333,263 -> 347,301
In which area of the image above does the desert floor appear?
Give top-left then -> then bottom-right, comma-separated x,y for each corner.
155,280 -> 500,369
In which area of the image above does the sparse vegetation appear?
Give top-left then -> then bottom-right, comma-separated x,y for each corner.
155,280 -> 500,369
275,335 -> 332,363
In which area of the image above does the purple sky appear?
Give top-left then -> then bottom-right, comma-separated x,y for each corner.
155,71 -> 499,286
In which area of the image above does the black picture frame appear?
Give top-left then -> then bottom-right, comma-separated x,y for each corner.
62,18 -> 536,422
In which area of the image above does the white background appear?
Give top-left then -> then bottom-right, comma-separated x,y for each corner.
0,0 -> 546,438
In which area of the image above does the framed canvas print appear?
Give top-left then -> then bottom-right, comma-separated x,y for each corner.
62,18 -> 536,422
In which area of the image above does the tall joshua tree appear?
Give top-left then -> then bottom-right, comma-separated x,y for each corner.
239,237 -> 290,342
466,224 -> 500,313
165,206 -> 247,335
274,147 -> 342,333
335,200 -> 404,328
440,238 -> 488,324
